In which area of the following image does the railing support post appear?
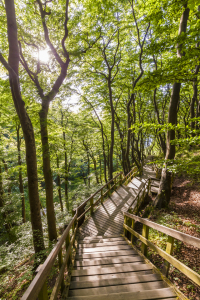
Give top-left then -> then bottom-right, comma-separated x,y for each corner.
90,196 -> 93,215
162,236 -> 174,277
58,249 -> 65,292
72,209 -> 75,233
141,224 -> 149,257
108,183 -> 111,197
131,218 -> 135,244
124,215 -> 127,237
101,189 -> 103,204
38,281 -> 48,300
66,232 -> 71,268
120,173 -> 123,185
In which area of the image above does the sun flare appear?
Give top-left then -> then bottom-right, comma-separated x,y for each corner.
39,49 -> 50,63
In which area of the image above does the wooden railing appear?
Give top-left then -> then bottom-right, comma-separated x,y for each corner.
21,166 -> 139,300
123,213 -> 200,285
21,212 -> 78,300
76,166 -> 138,223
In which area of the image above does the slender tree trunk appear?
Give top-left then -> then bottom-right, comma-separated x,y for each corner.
2,159 -> 11,195
99,155 -> 102,184
87,152 -> 90,187
0,162 -> 4,208
17,125 -> 25,223
56,155 -> 63,211
108,77 -> 114,180
153,88 -> 166,155
3,0 -> 45,257
191,65 -> 199,133
64,151 -> 69,210
39,101 -> 57,241
156,6 -> 190,208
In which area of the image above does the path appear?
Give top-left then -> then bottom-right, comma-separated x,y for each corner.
65,167 -> 177,300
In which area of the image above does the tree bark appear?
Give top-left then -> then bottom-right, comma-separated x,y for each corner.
157,6 -> 190,208
3,0 -> 45,257
16,125 -> 26,223
108,76 -> 114,180
56,155 -> 63,212
40,101 -> 57,241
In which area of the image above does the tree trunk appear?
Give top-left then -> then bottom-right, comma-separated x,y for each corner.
87,152 -> 90,187
40,101 -> 57,241
156,6 -> 190,208
0,162 -> 4,208
56,155 -> 63,212
64,152 -> 69,210
17,125 -> 26,223
3,0 -> 45,258
108,77 -> 114,180
2,159 -> 11,195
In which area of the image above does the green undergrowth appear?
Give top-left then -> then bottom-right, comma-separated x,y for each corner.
0,176 -> 104,299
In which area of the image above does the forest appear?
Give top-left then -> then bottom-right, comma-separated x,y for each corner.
0,0 -> 200,299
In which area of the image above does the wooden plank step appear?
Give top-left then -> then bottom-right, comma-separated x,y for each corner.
78,237 -> 124,244
72,263 -> 152,277
68,281 -> 166,297
74,255 -> 140,267
71,270 -> 152,282
83,220 -> 122,233
70,273 -> 161,289
78,240 -> 128,248
75,249 -> 136,260
74,261 -> 144,270
151,186 -> 159,194
80,234 -> 123,241
151,180 -> 160,187
67,287 -> 175,300
76,244 -> 132,254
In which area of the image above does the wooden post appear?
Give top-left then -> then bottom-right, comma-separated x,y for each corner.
101,189 -> 103,204
162,236 -> 174,277
65,232 -> 71,268
141,224 -> 149,257
72,209 -> 75,233
131,218 -> 135,244
120,173 -> 123,185
108,183 -> 111,196
58,248 -> 65,292
38,281 -> 48,300
124,215 -> 127,237
90,196 -> 93,215
114,177 -> 116,189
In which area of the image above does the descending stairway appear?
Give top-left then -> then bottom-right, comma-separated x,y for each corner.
67,235 -> 176,300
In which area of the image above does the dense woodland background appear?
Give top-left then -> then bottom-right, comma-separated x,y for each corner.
0,0 -> 200,297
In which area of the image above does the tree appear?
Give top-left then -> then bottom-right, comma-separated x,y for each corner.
0,0 -> 45,259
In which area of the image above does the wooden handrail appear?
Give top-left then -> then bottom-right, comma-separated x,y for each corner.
21,212 -> 78,300
78,171 -> 123,210
123,212 -> 200,286
22,165 -> 139,300
123,212 -> 200,249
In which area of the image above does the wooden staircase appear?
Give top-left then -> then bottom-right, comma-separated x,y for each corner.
66,235 -> 176,300
21,163 -> 200,300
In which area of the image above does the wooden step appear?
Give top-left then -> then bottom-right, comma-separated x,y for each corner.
76,244 -> 132,254
75,249 -> 137,260
71,270 -> 152,282
78,236 -> 124,244
151,186 -> 159,194
78,240 -> 128,248
68,281 -> 167,297
72,263 -> 152,277
74,255 -> 141,267
67,287 -> 176,300
70,273 -> 161,289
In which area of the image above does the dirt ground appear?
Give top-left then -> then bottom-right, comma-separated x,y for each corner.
149,177 -> 200,300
